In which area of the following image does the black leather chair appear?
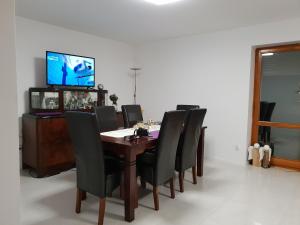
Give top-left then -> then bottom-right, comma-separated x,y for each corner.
65,111 -> 122,225
259,101 -> 269,121
121,105 -> 143,128
95,106 -> 118,132
175,109 -> 207,192
176,104 -> 200,110
137,110 -> 186,210
264,102 -> 276,143
259,101 -> 276,143
176,105 -> 200,122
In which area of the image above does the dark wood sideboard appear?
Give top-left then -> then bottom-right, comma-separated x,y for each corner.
22,114 -> 74,177
22,111 -> 124,177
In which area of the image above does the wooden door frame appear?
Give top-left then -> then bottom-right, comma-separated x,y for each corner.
251,43 -> 300,169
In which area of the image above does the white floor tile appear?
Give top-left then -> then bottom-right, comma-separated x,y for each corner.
20,161 -> 300,225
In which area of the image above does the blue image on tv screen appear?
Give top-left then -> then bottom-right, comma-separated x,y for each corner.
47,52 -> 95,87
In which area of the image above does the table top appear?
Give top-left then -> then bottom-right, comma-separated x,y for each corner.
101,125 -> 160,138
100,126 -> 160,147
100,125 -> 207,155
101,135 -> 157,147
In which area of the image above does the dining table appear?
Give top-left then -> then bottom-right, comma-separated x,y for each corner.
100,125 -> 207,222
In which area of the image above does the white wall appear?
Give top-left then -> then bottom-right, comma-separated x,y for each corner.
0,0 -> 20,224
135,17 -> 300,165
16,17 -> 135,116
15,15 -> 300,166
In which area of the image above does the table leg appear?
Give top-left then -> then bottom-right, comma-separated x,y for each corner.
124,156 -> 136,222
197,127 -> 206,177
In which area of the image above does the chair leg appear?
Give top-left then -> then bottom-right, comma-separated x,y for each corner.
153,186 -> 159,211
170,177 -> 175,199
179,172 -> 184,193
98,198 -> 106,225
141,178 -> 146,189
76,188 -> 82,214
120,185 -> 124,199
82,191 -> 87,200
192,166 -> 197,184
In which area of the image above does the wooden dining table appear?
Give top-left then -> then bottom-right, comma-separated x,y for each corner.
100,126 -> 207,222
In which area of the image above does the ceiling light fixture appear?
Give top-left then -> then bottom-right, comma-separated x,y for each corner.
143,0 -> 184,5
262,52 -> 274,57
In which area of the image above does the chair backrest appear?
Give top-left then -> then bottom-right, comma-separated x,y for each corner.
176,104 -> 201,123
94,106 -> 118,132
177,109 -> 207,171
260,101 -> 269,121
65,111 -> 106,198
121,104 -> 143,128
265,102 -> 276,122
155,110 -> 186,185
176,104 -> 200,110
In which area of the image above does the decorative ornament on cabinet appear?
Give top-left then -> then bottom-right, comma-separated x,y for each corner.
109,94 -> 118,111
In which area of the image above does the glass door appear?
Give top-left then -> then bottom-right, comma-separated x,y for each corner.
251,44 -> 300,169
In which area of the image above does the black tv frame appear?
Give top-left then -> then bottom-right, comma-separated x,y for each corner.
46,51 -> 96,88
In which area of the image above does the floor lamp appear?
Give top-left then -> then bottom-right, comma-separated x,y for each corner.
131,67 -> 141,104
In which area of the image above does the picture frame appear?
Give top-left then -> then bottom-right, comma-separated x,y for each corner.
28,87 -> 107,114
29,88 -> 62,113
63,89 -> 99,111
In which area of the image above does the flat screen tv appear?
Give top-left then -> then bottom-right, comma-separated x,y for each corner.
46,51 -> 95,87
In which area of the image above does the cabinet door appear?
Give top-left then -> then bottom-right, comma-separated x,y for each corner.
38,117 -> 75,168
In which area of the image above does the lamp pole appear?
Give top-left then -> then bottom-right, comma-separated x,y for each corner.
130,68 -> 141,104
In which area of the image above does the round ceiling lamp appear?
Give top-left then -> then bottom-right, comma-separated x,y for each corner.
143,0 -> 184,6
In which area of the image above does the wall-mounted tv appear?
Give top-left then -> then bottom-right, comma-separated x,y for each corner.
46,51 -> 95,87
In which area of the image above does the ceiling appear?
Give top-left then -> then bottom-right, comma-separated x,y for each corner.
16,0 -> 300,44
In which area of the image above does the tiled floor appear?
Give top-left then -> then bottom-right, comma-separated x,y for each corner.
20,160 -> 300,225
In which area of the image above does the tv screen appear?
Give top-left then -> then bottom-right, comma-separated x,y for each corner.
46,51 -> 95,87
